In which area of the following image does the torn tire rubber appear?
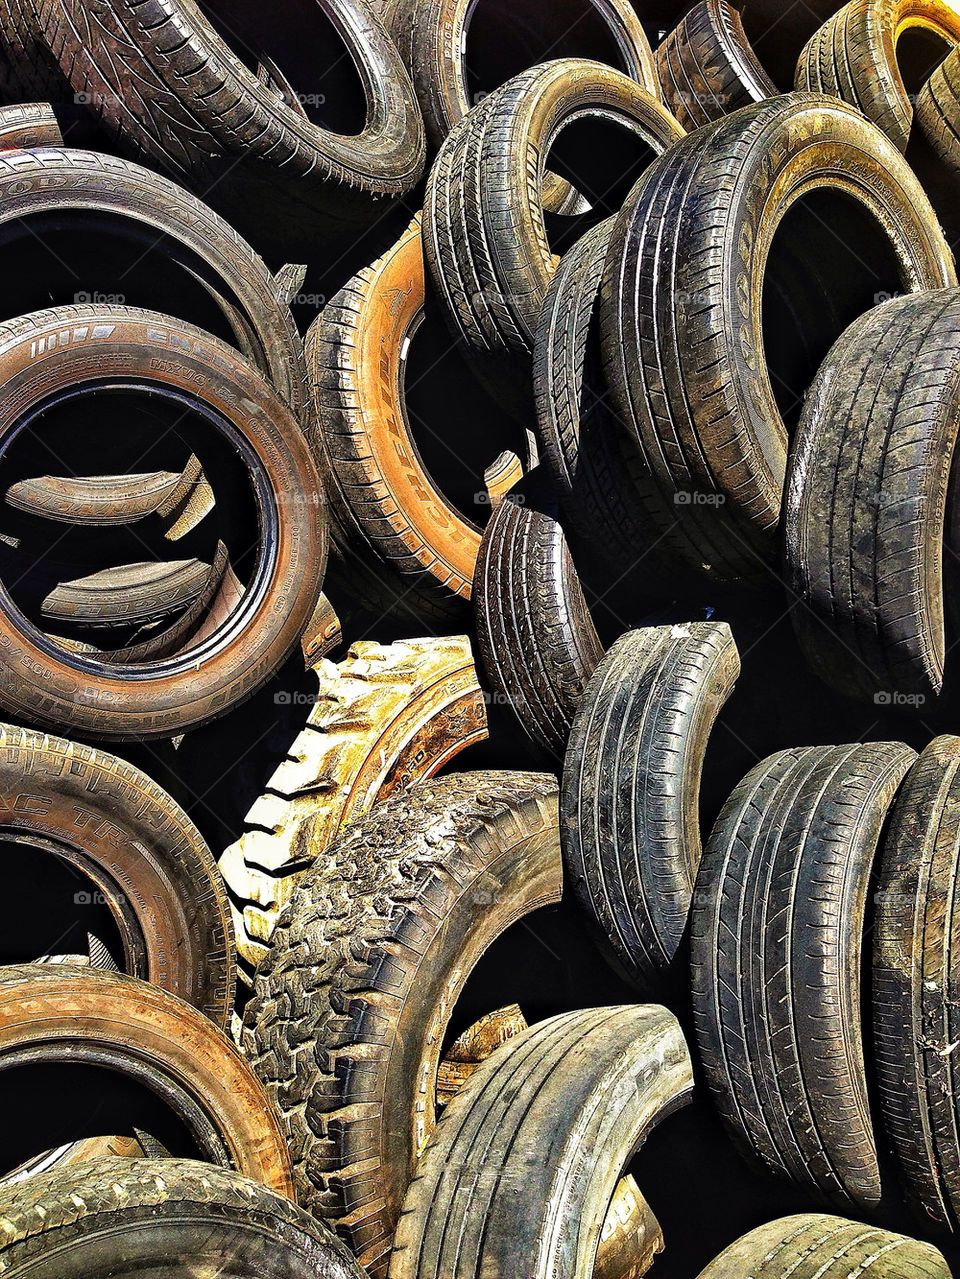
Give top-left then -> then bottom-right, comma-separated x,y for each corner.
562,623 -> 740,988
388,1006 -> 693,1279
656,1 -> 777,131
796,0 -> 960,152
600,93 -> 956,577
0,1158 -> 364,1278
474,488 -> 604,759
243,772 -> 562,1278
784,290 -> 960,705
691,741 -> 916,1208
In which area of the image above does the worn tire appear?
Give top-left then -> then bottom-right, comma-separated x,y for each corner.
474,488 -> 604,759
785,290 -> 960,705
692,741 -> 917,1207
0,722 -> 234,1026
601,93 -> 956,576
37,0 -> 425,243
562,623 -> 740,988
423,59 -> 685,362
0,1158 -> 363,1277
917,43 -> 960,178
243,772 -> 562,1277
657,0 -> 777,131
796,0 -> 960,152
873,735 -> 960,1229
0,965 -> 292,1192
0,101 -> 62,149
0,306 -> 325,741
389,1005 -> 693,1279
218,636 -> 487,974
696,1213 -> 950,1277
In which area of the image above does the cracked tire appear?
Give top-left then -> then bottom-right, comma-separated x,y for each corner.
562,623 -> 740,988
785,290 -> 960,705
0,1158 -> 364,1277
243,771 -> 562,1279
388,1005 -> 693,1279
691,741 -> 916,1208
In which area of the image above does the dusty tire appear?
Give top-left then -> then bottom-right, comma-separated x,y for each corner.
0,1158 -> 363,1277
917,45 -> 960,178
423,59 -> 685,363
388,1006 -> 693,1279
691,741 -> 916,1208
0,722 -> 234,1026
0,306 -> 325,741
474,488 -> 604,759
796,0 -> 960,152
218,636 -> 487,974
873,735 -> 960,1229
0,965 -> 292,1192
784,290 -> 960,705
307,219 -> 488,614
657,0 -> 777,131
0,101 -> 62,149
36,0 -> 425,244
740,0 -> 845,88
696,1214 -> 950,1277
243,771 -> 562,1277
600,93 -> 956,576
562,623 -> 740,988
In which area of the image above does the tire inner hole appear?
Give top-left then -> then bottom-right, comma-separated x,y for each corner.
896,24 -> 955,97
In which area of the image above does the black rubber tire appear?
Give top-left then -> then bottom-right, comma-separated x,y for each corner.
796,0 -> 960,153
696,1213 -> 950,1277
740,0 -> 845,89
691,741 -> 917,1208
873,734 -> 960,1230
0,147 -> 306,417
917,44 -> 960,180
0,0 -> 76,115
388,1006 -> 693,1279
0,101 -> 63,149
784,290 -> 960,706
562,623 -> 740,988
423,58 -> 685,363
474,486 -> 604,760
243,771 -> 561,1279
36,0 -> 426,246
0,722 -> 234,1027
600,93 -> 957,576
656,0 -> 777,131
0,1158 -> 364,1278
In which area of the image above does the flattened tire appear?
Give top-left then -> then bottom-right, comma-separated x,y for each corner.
0,307 -> 325,741
796,0 -> 960,152
656,0 -> 777,131
784,290 -> 960,704
243,771 -> 561,1278
873,735 -> 960,1229
696,1214 -> 950,1277
0,722 -> 234,1027
388,1006 -> 693,1279
0,965 -> 293,1193
0,1158 -> 364,1277
691,742 -> 916,1208
562,623 -> 740,987
474,489 -> 604,759
600,93 -> 956,574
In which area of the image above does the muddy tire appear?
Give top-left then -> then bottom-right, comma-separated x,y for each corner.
873,735 -> 960,1229
243,772 -> 561,1277
0,1158 -> 363,1277
0,965 -> 292,1192
600,93 -> 956,574
562,623 -> 740,988
474,488 -> 604,759
691,741 -> 916,1208
785,290 -> 960,705
696,1213 -> 950,1277
218,636 -> 487,974
796,0 -> 960,152
657,0 -> 776,131
0,722 -> 234,1026
0,306 -> 325,741
389,1006 -> 693,1279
